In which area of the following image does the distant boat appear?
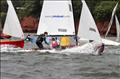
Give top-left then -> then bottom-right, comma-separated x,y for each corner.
0,0 -> 24,48
103,3 -> 120,46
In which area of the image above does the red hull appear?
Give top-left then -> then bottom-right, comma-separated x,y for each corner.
0,39 -> 24,48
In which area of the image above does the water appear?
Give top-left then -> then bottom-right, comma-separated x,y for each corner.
1,37 -> 120,79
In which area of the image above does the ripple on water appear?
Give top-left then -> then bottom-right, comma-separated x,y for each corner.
1,45 -> 120,79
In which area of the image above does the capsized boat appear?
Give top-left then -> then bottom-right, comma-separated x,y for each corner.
0,0 -> 24,48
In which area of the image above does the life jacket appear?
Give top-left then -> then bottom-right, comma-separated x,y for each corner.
60,36 -> 70,47
52,41 -> 59,48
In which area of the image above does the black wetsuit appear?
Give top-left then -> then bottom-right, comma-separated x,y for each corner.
36,34 -> 46,49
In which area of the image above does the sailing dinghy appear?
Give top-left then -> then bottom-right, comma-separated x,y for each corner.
61,0 -> 103,54
0,0 -> 24,48
103,3 -> 120,46
35,0 -> 103,55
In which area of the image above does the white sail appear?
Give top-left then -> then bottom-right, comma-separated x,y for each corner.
37,0 -> 75,35
3,0 -> 24,39
115,15 -> 120,41
103,3 -> 120,46
78,0 -> 101,43
105,3 -> 118,37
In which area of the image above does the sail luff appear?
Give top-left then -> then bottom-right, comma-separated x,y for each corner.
105,3 -> 118,37
3,0 -> 24,39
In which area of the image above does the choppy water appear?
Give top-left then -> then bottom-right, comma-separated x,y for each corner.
1,36 -> 120,79
1,46 -> 120,79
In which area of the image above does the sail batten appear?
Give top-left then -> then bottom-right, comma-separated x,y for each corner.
37,0 -> 75,35
78,0 -> 101,43
3,0 -> 24,39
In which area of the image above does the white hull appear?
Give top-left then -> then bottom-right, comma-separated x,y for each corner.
78,38 -> 120,46
0,43 -> 102,55
102,38 -> 120,46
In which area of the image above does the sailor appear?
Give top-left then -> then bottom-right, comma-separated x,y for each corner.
25,34 -> 37,44
25,35 -> 31,41
36,32 -> 49,49
98,43 -> 104,55
60,35 -> 71,49
51,37 -> 59,49
55,37 -> 60,45
90,40 -> 104,55
74,35 -> 80,45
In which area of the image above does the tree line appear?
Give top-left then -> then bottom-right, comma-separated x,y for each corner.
0,0 -> 120,27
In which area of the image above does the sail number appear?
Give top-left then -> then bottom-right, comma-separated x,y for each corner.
58,28 -> 67,32
89,27 -> 96,32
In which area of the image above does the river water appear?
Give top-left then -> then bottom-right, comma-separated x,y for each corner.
1,37 -> 120,79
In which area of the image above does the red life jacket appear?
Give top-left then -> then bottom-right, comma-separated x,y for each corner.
52,41 -> 59,48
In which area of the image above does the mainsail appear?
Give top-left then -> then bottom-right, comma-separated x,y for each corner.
3,0 -> 24,39
37,0 -> 75,35
78,0 -> 101,43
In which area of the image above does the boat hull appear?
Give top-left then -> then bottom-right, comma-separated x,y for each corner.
0,33 -> 11,39
18,42 -> 103,55
0,39 -> 24,48
102,38 -> 120,46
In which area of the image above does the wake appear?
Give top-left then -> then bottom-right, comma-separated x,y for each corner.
0,43 -> 103,55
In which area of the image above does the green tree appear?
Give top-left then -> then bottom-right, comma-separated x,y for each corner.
94,1 -> 118,21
